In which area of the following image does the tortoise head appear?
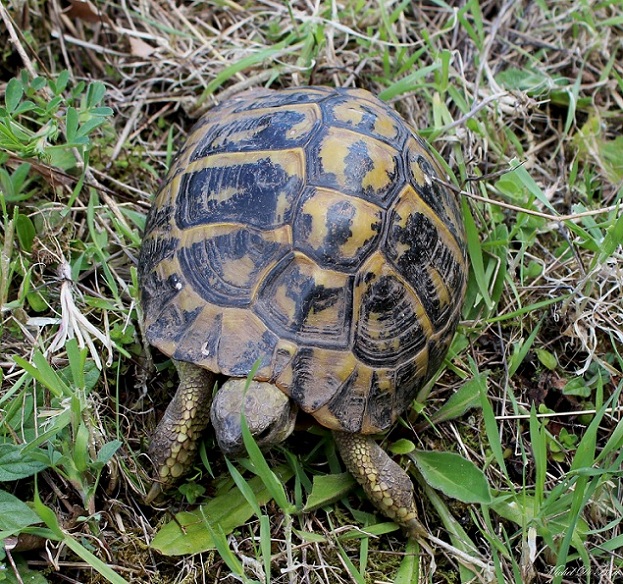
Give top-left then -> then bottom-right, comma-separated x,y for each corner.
210,379 -> 297,456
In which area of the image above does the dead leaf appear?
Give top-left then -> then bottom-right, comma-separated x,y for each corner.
128,36 -> 157,58
66,0 -> 109,25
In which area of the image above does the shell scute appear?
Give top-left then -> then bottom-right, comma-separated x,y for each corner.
308,126 -> 402,207
386,191 -> 465,333
322,93 -> 406,144
353,254 -> 430,368
293,187 -> 383,271
175,151 -> 305,230
190,104 -> 322,157
217,312 -> 278,378
255,254 -> 354,348
281,346 -> 358,417
177,225 -> 289,308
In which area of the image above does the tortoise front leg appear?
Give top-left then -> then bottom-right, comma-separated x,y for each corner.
145,360 -> 215,503
333,431 -> 425,539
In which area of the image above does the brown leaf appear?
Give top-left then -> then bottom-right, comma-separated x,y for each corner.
66,0 -> 105,24
128,36 -> 157,58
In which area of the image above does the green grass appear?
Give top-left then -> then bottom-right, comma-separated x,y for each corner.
1,0 -> 622,582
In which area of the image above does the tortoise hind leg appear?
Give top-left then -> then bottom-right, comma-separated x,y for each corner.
145,360 -> 215,503
333,431 -> 425,539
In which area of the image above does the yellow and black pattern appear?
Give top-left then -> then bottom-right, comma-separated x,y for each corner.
139,86 -> 467,434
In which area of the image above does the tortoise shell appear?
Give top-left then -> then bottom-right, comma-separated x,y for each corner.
139,86 -> 467,435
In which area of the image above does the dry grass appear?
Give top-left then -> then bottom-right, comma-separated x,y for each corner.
1,0 -> 622,583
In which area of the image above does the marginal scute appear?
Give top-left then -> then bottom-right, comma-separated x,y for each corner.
280,346 -> 358,418
233,86 -> 333,111
324,364 -> 370,433
386,188 -> 466,331
147,299 -> 202,357
172,307 -> 223,372
139,86 -> 468,434
363,369 -> 396,432
216,309 -> 277,379
404,137 -> 464,244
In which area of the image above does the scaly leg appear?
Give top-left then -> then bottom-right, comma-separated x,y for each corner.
333,431 -> 425,539
145,360 -> 215,503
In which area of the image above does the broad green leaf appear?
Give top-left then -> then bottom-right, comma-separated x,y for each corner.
32,490 -> 63,539
65,338 -> 89,391
491,492 -> 589,544
1,162 -> 30,200
96,440 -> 123,465
1,561 -> 50,584
292,528 -> 327,543
388,438 -> 415,455
574,117 -> 623,185
410,450 -> 491,504
14,99 -> 37,115
0,489 -> 41,534
65,106 -> 79,143
0,444 -> 52,481
428,372 -> 486,425
303,472 -> 356,512
535,348 -> 558,371
74,422 -> 90,473
496,66 -> 552,94
21,410 -> 72,452
13,352 -> 71,398
151,465 -> 294,555
14,212 -> 36,251
52,69 -> 69,95
5,78 -> 23,113
599,210 -> 623,262
86,81 -> 107,108
563,377 -> 591,397
177,482 -> 206,505
47,146 -> 80,171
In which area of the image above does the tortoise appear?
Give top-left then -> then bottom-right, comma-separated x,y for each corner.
138,86 -> 467,538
